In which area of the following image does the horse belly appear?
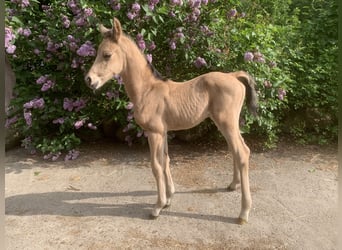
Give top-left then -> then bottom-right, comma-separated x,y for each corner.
165,97 -> 209,131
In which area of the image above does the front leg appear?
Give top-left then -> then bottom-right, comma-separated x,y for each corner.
148,132 -> 167,218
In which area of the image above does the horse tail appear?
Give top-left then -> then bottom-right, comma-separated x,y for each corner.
236,71 -> 258,117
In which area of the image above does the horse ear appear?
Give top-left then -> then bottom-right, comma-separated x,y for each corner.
99,24 -> 111,36
112,17 -> 122,42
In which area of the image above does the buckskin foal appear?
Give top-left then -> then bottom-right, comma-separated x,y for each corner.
85,18 -> 258,224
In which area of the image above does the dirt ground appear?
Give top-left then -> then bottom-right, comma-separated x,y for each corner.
5,140 -> 338,249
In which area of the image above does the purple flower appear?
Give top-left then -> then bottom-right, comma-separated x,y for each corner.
84,7 -> 93,17
5,27 -> 15,48
170,0 -> 183,6
189,0 -> 201,8
278,88 -> 287,101
227,9 -> 237,18
132,3 -> 141,12
73,98 -> 87,112
125,102 -> 134,110
244,51 -> 254,62
87,123 -> 97,130
253,52 -> 266,63
77,41 -> 96,57
36,75 -> 48,84
127,12 -> 136,20
194,57 -> 207,68
65,149 -> 80,161
18,27 -> 31,37
24,111 -> 32,126
127,112 -> 134,122
22,0 -> 30,7
114,75 -> 123,84
6,44 -> 16,54
269,61 -> 277,68
33,48 -> 40,55
53,117 -> 65,124
146,54 -> 153,64
169,40 -> 176,50
264,80 -> 272,88
24,98 -> 45,109
61,15 -> 71,28
75,16 -> 86,27
106,91 -> 118,100
74,119 -> 85,129
41,80 -> 54,91
5,115 -> 18,128
63,98 -> 74,111
136,34 -> 146,51
137,40 -> 146,51
148,41 -> 156,51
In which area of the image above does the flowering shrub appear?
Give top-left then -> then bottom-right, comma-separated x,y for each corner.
5,0 -> 337,159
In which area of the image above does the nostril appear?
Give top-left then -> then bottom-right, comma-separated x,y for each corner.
86,76 -> 91,85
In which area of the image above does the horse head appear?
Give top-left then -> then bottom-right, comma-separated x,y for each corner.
85,18 -> 125,90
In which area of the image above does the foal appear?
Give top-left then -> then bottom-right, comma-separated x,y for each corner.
85,18 -> 258,224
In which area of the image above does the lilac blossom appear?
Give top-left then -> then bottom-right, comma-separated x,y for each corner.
23,98 -> 45,109
189,0 -> 201,8
169,40 -> 176,50
126,102 -> 134,110
61,15 -> 71,28
227,9 -> 237,18
264,80 -> 272,88
87,123 -> 97,130
24,111 -> 32,126
253,52 -> 266,63
5,27 -> 15,48
36,75 -> 49,84
6,44 -> 16,54
74,119 -> 85,129
127,12 -> 136,20
269,61 -> 277,68
148,41 -> 156,51
132,3 -> 141,12
18,27 -> 31,37
73,98 -> 87,112
148,0 -> 159,10
170,0 -> 183,6
33,48 -> 40,55
41,80 -> 55,92
77,41 -> 96,57
194,57 -> 207,68
136,33 -> 146,51
244,51 -> 254,62
51,152 -> 61,161
84,7 -> 93,17
114,75 -> 123,84
63,98 -> 74,111
146,54 -> 153,64
53,118 -> 65,124
64,149 -> 80,161
5,115 -> 18,128
278,88 -> 287,101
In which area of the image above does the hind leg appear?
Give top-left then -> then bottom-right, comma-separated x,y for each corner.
213,116 -> 252,224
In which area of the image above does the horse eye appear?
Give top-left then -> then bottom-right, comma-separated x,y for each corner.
103,53 -> 112,60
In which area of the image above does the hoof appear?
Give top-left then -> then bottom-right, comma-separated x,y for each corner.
227,186 -> 236,192
149,213 -> 159,220
237,217 -> 248,225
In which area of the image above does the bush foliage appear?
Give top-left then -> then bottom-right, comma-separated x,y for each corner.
5,0 -> 338,160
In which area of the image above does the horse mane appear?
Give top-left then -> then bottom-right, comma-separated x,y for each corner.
146,60 -> 167,81
122,34 -> 167,82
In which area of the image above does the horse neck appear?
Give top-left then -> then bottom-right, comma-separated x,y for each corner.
119,36 -> 155,105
